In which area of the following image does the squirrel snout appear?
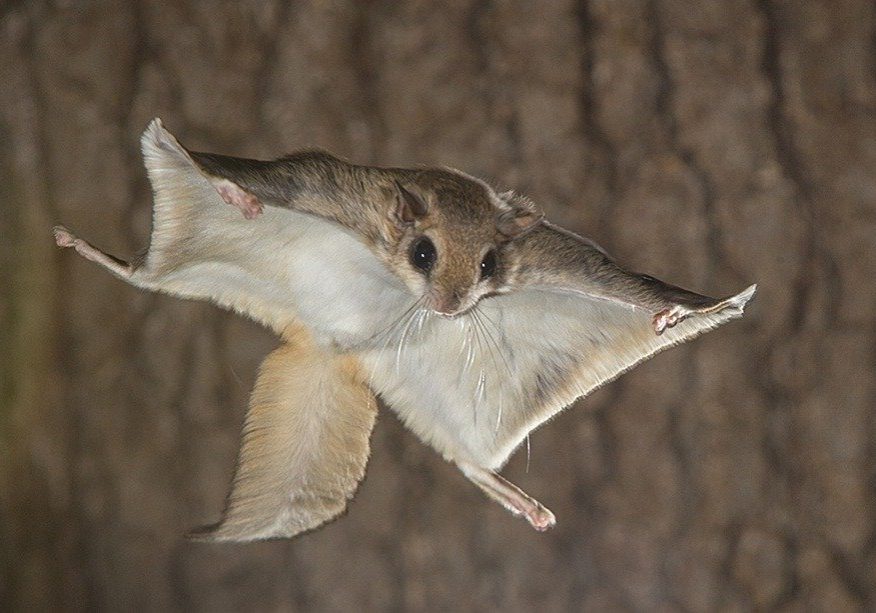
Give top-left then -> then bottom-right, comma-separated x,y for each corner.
430,289 -> 464,317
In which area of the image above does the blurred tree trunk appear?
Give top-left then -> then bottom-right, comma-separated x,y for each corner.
1,1 -> 875,610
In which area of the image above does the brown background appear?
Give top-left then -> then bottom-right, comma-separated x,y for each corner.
1,1 -> 875,611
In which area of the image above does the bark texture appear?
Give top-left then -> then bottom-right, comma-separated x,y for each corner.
2,1 -> 875,610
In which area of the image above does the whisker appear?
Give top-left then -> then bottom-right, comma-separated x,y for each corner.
458,317 -> 478,426
366,297 -> 423,346
474,312 -> 500,428
470,307 -> 517,434
472,308 -> 514,379
367,321 -> 402,391
395,302 -> 425,376
366,296 -> 425,391
495,395 -> 503,433
457,317 -> 472,361
463,321 -> 476,373
469,318 -> 490,428
415,308 -> 428,335
475,371 -> 487,404
525,433 -> 531,473
468,312 -> 493,429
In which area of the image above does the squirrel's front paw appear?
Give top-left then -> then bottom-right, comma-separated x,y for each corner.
212,179 -> 263,219
653,305 -> 691,334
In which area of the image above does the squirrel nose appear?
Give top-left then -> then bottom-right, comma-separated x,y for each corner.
433,291 -> 463,317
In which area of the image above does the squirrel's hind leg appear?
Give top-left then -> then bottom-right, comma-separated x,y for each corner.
53,225 -> 134,279
458,462 -> 556,531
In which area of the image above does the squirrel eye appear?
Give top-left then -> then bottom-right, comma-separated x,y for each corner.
410,237 -> 437,274
480,249 -> 497,279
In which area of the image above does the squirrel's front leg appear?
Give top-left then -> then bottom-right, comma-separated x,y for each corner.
186,149 -> 389,237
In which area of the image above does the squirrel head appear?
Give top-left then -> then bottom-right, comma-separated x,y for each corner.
385,169 -> 543,317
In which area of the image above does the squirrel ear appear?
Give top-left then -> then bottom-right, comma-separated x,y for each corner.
496,192 -> 544,239
394,182 -> 429,225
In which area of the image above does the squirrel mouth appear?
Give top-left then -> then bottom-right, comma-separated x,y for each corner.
430,300 -> 478,319
428,291 -> 466,318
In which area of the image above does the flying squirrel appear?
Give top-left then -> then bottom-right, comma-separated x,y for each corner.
53,119 -> 756,540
